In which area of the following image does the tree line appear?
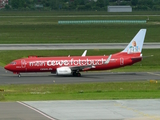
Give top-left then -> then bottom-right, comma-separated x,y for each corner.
4,0 -> 160,11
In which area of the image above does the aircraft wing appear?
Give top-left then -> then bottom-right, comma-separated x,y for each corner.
104,55 -> 112,64
81,50 -> 87,56
70,65 -> 95,71
69,54 -> 112,71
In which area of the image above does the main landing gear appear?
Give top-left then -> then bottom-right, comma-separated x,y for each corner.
72,72 -> 81,77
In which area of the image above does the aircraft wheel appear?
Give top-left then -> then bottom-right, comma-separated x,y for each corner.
72,72 -> 77,77
55,71 -> 58,76
18,74 -> 21,77
77,73 -> 81,77
73,72 -> 81,77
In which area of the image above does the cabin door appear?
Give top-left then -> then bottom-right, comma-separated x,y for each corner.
21,60 -> 27,72
120,58 -> 124,66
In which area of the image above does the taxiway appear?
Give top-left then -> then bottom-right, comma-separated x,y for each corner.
0,43 -> 160,50
1,100 -> 160,120
0,67 -> 160,84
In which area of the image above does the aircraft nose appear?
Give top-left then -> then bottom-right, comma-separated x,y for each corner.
4,64 -> 11,71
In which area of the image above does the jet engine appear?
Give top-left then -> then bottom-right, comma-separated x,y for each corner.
56,67 -> 72,75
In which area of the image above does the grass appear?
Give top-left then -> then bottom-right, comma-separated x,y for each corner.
0,49 -> 160,71
0,81 -> 160,101
0,24 -> 160,44
0,11 -> 160,43
1,11 -> 160,16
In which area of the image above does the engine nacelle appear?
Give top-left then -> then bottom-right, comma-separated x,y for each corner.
56,67 -> 72,75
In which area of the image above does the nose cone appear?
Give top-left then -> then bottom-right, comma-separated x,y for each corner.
4,64 -> 12,71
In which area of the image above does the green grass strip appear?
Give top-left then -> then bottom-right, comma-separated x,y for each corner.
0,14 -> 160,43
0,81 -> 160,101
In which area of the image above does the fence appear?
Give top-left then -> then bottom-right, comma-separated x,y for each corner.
58,20 -> 146,24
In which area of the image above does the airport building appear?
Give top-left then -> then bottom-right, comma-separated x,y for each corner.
108,6 -> 132,12
0,0 -> 8,9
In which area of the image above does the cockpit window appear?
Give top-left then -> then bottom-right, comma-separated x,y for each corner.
10,62 -> 16,65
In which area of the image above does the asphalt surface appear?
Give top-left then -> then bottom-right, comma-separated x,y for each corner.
1,14 -> 160,17
0,43 -> 160,50
0,102 -> 50,120
24,100 -> 160,120
1,100 -> 160,120
1,67 -> 160,84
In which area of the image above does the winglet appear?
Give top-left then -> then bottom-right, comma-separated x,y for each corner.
105,54 -> 112,64
82,50 -> 87,57
122,29 -> 146,53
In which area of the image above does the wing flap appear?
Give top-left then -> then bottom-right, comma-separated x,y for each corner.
70,65 -> 94,71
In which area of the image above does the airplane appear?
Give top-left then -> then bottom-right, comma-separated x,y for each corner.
4,29 -> 146,77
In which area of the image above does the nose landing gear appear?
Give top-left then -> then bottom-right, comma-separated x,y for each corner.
13,72 -> 21,77
18,74 -> 21,77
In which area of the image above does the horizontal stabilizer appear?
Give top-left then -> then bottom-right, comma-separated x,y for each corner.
142,55 -> 154,58
132,54 -> 153,61
131,57 -> 142,61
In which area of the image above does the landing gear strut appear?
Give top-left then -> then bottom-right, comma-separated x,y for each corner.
73,72 -> 81,77
18,74 -> 21,77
